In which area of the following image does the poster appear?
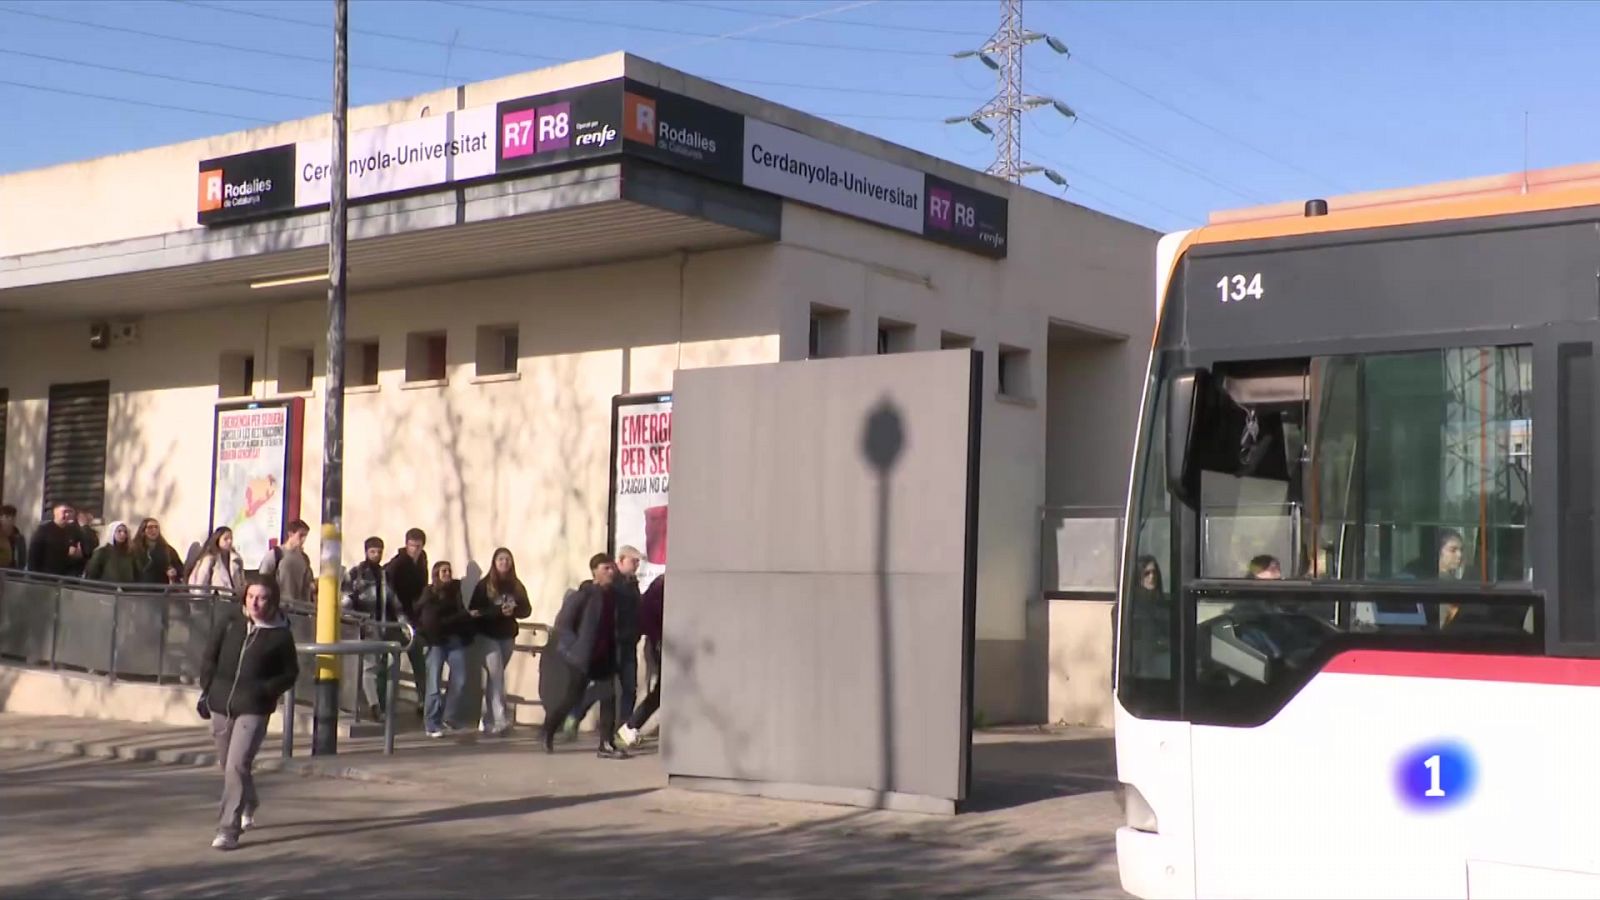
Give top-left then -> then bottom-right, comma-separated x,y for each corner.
608,393 -> 672,592
209,400 -> 303,567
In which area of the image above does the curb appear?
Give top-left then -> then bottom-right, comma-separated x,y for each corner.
0,734 -> 415,786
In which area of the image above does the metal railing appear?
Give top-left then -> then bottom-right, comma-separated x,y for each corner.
282,640 -> 404,757
0,569 -> 235,684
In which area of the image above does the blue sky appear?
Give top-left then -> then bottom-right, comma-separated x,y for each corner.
4,0 -> 1600,232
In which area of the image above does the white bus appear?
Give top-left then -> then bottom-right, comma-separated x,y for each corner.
1115,174 -> 1600,899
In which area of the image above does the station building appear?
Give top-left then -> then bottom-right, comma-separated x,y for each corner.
0,53 -> 1154,725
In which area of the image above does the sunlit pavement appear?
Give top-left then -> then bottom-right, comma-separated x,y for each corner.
0,721 -> 1128,899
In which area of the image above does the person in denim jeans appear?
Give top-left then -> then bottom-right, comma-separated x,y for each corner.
470,547 -> 532,737
414,561 -> 474,738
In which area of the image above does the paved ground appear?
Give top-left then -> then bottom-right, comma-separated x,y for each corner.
0,714 -> 1127,899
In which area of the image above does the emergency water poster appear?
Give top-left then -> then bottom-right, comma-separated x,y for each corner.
209,400 -> 303,567
608,393 -> 672,591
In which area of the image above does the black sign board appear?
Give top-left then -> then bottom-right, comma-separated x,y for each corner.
197,145 -> 297,226
922,174 -> 1009,259
495,79 -> 625,175
620,80 -> 745,186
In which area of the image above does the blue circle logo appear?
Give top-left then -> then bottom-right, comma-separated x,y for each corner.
1394,740 -> 1476,811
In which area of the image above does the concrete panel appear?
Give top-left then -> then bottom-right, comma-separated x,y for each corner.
666,350 -> 979,812
1047,599 -> 1115,729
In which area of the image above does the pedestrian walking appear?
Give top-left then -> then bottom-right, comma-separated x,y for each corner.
186,527 -> 247,597
385,527 -> 431,716
343,536 -> 407,718
131,518 -> 183,585
84,521 -> 139,584
259,519 -> 315,606
29,504 -> 89,578
469,547 -> 531,737
198,574 -> 298,851
569,544 -> 643,732
415,560 -> 474,738
617,573 -> 665,748
0,504 -> 27,571
540,553 -> 628,759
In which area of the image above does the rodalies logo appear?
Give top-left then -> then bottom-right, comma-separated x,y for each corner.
198,169 -> 224,212
624,93 -> 658,146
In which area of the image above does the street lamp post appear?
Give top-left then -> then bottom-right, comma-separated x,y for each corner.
313,0 -> 350,756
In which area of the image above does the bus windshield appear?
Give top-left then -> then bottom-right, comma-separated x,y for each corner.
1119,342 -> 1541,723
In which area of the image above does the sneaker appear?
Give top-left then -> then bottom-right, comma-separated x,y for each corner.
241,812 -> 256,832
211,834 -> 238,851
562,718 -> 580,742
597,744 -> 631,760
616,724 -> 639,748
540,730 -> 556,754
426,729 -> 445,739
443,723 -> 464,735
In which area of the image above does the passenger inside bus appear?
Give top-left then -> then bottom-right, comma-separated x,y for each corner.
1247,555 -> 1282,580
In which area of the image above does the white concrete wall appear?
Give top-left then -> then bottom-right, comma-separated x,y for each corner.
771,192 -> 1155,723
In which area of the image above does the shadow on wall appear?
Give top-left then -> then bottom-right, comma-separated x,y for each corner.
5,390 -> 180,538
862,398 -> 905,798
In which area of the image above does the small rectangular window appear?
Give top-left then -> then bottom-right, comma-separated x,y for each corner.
476,324 -> 520,377
405,332 -> 448,383
219,352 -> 255,399
278,346 -> 314,394
348,340 -> 380,388
44,381 -> 109,519
941,332 -> 974,350
808,305 -> 847,359
876,320 -> 913,355
998,345 -> 1032,398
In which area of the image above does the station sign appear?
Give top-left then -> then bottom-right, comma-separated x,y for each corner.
198,78 -> 1008,258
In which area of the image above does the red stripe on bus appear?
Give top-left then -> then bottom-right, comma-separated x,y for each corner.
1324,650 -> 1600,686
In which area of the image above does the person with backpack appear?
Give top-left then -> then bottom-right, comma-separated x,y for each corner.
469,547 -> 531,737
198,574 -> 298,851
84,521 -> 139,584
343,536 -> 408,718
258,520 -> 315,607
186,527 -> 247,597
539,553 -> 627,759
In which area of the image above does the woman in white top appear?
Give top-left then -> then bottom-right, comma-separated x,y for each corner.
187,526 -> 247,598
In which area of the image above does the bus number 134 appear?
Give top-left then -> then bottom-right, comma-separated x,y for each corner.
1217,273 -> 1264,303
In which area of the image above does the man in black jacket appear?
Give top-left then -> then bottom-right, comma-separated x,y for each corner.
343,536 -> 408,718
29,504 -> 88,577
572,545 -> 644,727
199,574 -> 298,851
385,528 -> 430,716
0,504 -> 25,571
540,553 -> 627,758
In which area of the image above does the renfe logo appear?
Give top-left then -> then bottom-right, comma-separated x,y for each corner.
624,93 -> 657,146
927,187 -> 975,233
502,102 -> 572,158
199,169 -> 224,212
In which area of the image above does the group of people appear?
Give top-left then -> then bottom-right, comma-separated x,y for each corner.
0,501 -> 316,604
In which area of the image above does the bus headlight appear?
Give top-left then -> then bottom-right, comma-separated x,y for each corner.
1120,783 -> 1159,834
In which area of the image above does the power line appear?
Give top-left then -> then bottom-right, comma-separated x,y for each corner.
1069,54 -> 1349,191
650,0 -> 880,55
174,0 -> 566,65
0,5 -> 447,81
0,77 -> 274,124
1029,147 -> 1199,224
1075,112 -> 1269,204
668,0 -> 988,37
435,0 -> 951,56
0,46 -> 326,105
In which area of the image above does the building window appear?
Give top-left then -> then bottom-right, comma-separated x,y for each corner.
43,380 -> 109,519
476,324 -> 520,377
348,339 -> 380,388
808,305 -> 847,359
405,331 -> 448,383
876,320 -> 914,355
941,332 -> 975,350
278,346 -> 315,394
219,352 -> 255,399
998,345 -> 1032,399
